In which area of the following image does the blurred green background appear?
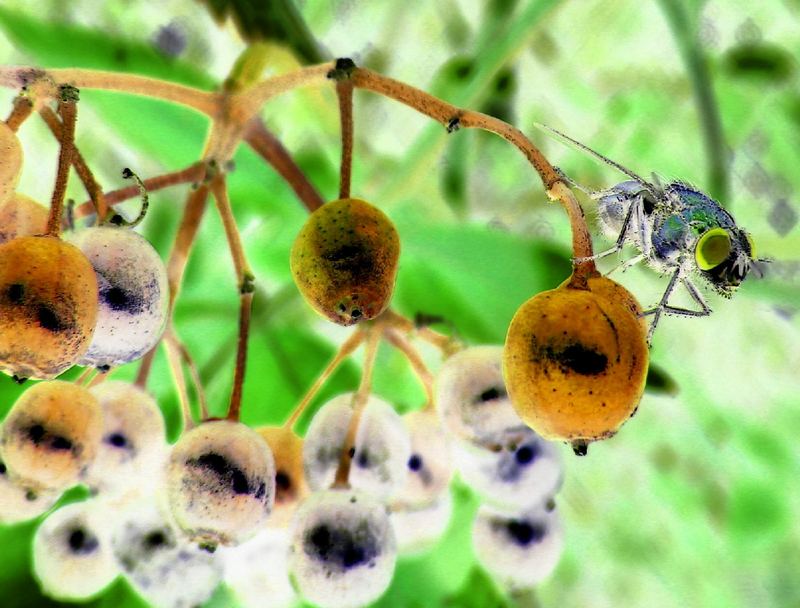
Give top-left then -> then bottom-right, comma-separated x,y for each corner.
1,0 -> 799,606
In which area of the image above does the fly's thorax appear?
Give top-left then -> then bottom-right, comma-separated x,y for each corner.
595,180 -> 650,238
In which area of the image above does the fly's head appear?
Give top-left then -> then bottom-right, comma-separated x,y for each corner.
695,226 -> 756,296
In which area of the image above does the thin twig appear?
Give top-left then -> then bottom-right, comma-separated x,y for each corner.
38,105 -> 107,219
383,328 -> 434,409
227,292 -> 253,422
383,328 -> 433,409
75,367 -> 95,386
4,96 -> 33,131
336,78 -> 354,199
135,347 -> 157,389
210,175 -> 255,422
243,119 -> 325,212
88,368 -> 111,388
46,87 -> 78,236
332,324 -> 382,487
163,329 -> 195,430
173,336 -> 209,421
381,309 -> 460,354
166,183 -> 210,309
283,329 -> 366,430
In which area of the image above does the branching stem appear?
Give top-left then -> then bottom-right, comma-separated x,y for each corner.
283,329 -> 366,430
46,88 -> 78,236
38,105 -> 107,219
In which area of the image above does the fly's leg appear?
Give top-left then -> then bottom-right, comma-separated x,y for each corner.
607,253 -> 645,276
574,194 -> 644,264
643,266 -> 712,343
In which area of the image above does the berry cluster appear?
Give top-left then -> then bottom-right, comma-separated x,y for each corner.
0,54 -> 655,607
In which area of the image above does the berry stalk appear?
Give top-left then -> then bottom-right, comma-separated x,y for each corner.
46,86 -> 78,237
382,328 -> 434,409
4,96 -> 33,131
38,106 -> 108,220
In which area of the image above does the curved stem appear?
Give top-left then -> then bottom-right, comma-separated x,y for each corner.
350,67 -> 563,189
0,67 -> 218,117
547,181 -> 598,285
383,327 -> 434,409
243,119 -> 325,212
74,162 -> 207,220
230,63 -> 333,124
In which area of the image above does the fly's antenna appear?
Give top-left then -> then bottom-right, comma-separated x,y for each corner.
533,122 -> 657,191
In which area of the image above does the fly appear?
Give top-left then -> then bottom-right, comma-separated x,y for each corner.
536,123 -> 761,343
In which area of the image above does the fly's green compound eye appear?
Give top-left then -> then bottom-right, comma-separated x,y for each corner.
695,228 -> 731,270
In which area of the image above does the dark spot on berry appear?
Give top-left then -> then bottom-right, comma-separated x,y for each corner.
107,433 -> 127,448
505,520 -> 546,547
515,444 -> 538,465
305,523 -> 379,571
189,452 -> 251,495
407,454 -> 423,472
7,283 -> 24,303
144,530 -> 166,549
50,435 -> 73,451
26,424 -> 46,445
351,308 -> 362,319
540,342 -> 608,375
37,305 -> 65,332
477,386 -> 506,402
276,471 -> 291,492
356,450 -> 370,468
104,287 -> 129,310
0,462 -> 6,475
68,528 -> 99,554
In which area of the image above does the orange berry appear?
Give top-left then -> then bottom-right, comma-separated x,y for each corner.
0,236 -> 98,379
290,198 -> 400,325
503,274 -> 648,453
0,380 -> 103,491
0,121 -> 23,204
0,193 -> 48,244
256,425 -> 309,528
